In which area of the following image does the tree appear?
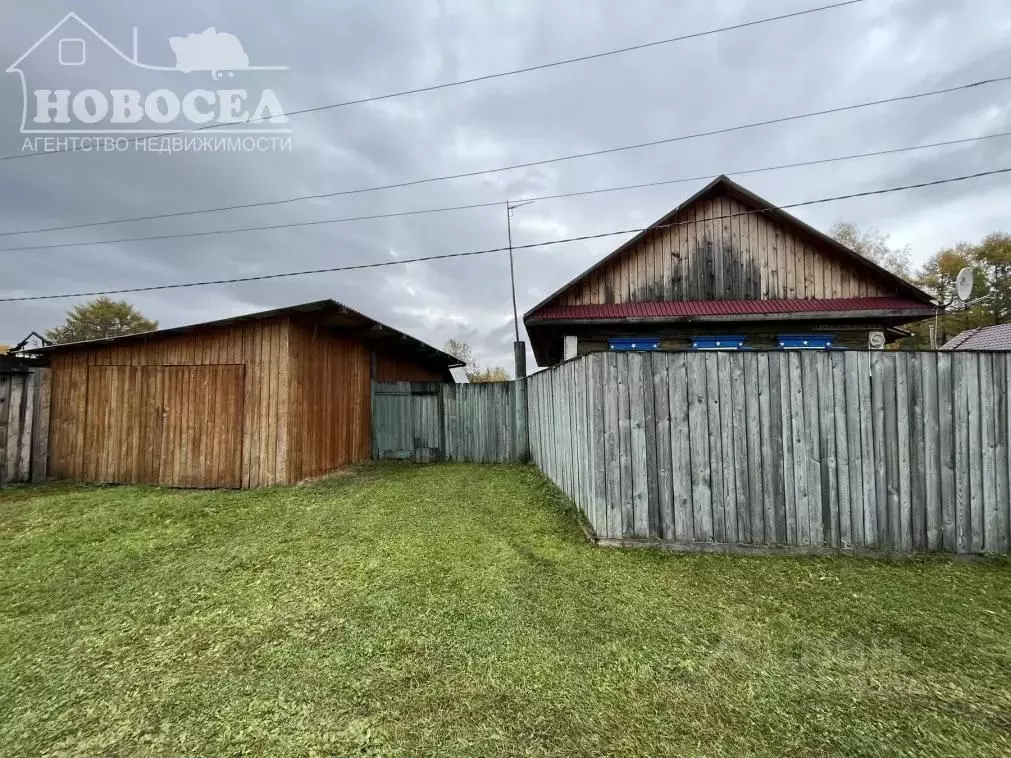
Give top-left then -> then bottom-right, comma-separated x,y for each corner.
443,338 -> 474,367
444,338 -> 511,383
45,297 -> 158,344
902,233 -> 1011,348
971,232 -> 1011,326
466,367 -> 511,383
829,221 -> 913,279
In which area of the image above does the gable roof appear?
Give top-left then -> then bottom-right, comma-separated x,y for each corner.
941,322 -> 1011,350
29,299 -> 465,369
524,175 -> 935,320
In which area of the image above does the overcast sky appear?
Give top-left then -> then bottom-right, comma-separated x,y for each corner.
1,0 -> 1009,368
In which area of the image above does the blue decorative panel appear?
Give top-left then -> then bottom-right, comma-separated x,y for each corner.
777,334 -> 835,350
608,338 -> 661,351
691,335 -> 746,351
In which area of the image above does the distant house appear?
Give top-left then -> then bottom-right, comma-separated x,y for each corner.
524,176 -> 936,366
941,323 -> 1011,350
30,300 -> 461,489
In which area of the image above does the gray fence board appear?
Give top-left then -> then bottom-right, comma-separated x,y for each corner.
0,368 -> 49,486
373,381 -> 518,463
669,353 -> 694,542
528,351 -> 1011,557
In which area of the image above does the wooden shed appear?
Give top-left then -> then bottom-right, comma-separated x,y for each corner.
32,300 -> 461,488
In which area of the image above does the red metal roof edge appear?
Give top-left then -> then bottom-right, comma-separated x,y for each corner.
528,296 -> 934,321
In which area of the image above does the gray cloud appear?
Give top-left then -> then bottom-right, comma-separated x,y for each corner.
1,0 -> 1010,369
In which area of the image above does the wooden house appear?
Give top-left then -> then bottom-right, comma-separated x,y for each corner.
31,300 -> 461,488
524,176 -> 936,366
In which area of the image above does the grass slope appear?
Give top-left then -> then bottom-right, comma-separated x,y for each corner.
0,464 -> 1009,757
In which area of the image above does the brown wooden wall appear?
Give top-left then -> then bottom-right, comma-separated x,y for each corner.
556,194 -> 892,306
374,351 -> 447,382
48,318 -> 291,488
286,323 -> 371,481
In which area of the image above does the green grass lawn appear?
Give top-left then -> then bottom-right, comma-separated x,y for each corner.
1,464 -> 1009,757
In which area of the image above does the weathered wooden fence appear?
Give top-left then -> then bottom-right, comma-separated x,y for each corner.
0,368 -> 50,486
373,381 -> 520,462
529,351 -> 1011,556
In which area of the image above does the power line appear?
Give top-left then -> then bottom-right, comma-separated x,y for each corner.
2,167 -> 1006,303
1,131 -> 1007,253
3,0 -> 865,164
4,75 -> 1008,239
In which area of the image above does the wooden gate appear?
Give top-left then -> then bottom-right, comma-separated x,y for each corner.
84,365 -> 245,487
372,381 -> 520,463
372,382 -> 442,461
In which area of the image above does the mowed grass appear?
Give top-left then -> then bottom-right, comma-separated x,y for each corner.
0,465 -> 1009,757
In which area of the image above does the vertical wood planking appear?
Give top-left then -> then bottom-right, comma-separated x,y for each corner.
604,351 -> 622,539
641,353 -> 660,537
617,354 -> 634,537
704,353 -> 725,542
687,353 -> 713,541
978,354 -> 997,552
895,356 -> 913,553
921,352 -> 941,550
831,353 -> 851,548
669,353 -> 694,542
908,353 -> 927,551
652,353 -> 675,540
745,353 -> 766,544
730,353 -> 750,544
953,354 -> 971,553
844,353 -> 867,548
523,352 -> 1011,557
788,353 -> 809,545
995,356 -> 1010,554
627,353 -> 650,537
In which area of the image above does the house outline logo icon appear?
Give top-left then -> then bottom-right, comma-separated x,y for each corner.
8,12 -> 290,135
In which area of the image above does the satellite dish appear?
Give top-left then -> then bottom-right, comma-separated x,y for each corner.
955,267 -> 974,303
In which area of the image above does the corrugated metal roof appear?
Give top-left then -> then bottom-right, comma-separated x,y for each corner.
529,297 -> 934,321
941,322 -> 1011,350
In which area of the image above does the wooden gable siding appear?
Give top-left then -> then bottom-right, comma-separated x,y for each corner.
47,317 -> 291,488
285,323 -> 371,481
557,195 -> 891,306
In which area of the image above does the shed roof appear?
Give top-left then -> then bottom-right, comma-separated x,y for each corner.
941,322 -> 1011,350
30,299 -> 465,369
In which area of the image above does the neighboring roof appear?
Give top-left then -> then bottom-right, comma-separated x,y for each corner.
29,299 -> 465,369
941,322 -> 1011,350
524,175 -> 935,321
528,296 -> 934,323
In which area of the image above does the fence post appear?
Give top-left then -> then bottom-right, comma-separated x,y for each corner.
513,342 -> 529,462
30,368 -> 51,483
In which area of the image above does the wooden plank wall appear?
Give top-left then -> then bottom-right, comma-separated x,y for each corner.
372,382 -> 517,463
0,368 -> 50,486
442,383 -> 516,463
528,351 -> 1011,557
47,318 -> 290,488
375,351 -> 446,382
286,323 -> 371,481
556,195 -> 891,306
